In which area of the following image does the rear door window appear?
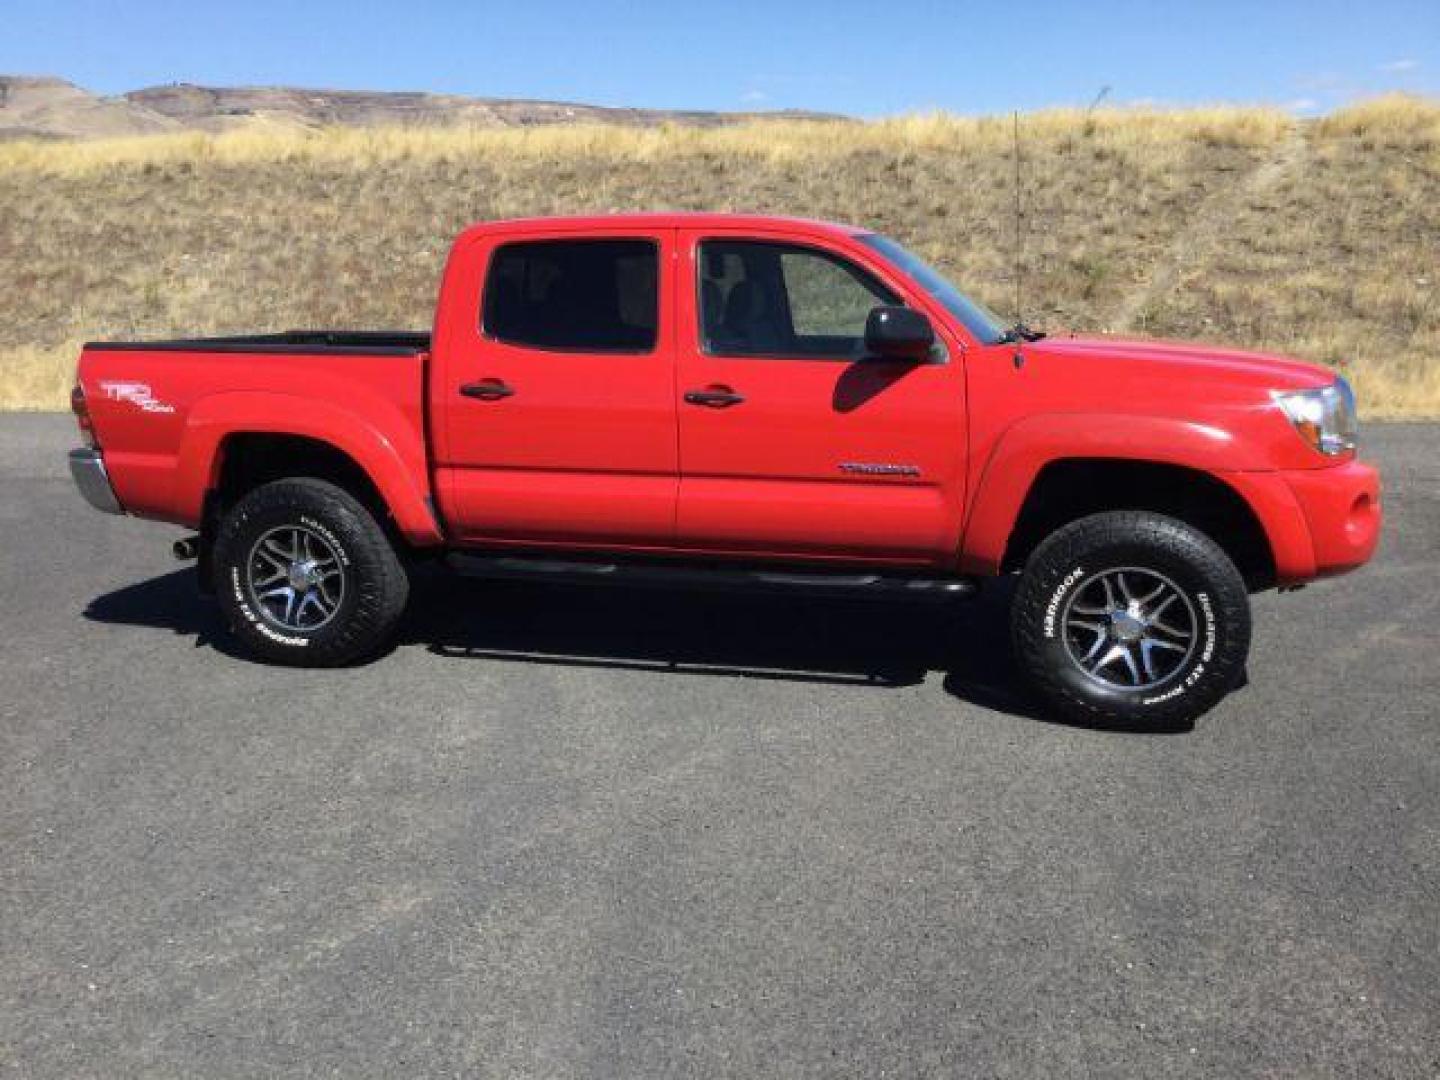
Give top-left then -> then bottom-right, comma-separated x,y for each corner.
483,239 -> 658,353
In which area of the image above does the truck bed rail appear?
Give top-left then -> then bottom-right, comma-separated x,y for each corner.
84,330 -> 430,356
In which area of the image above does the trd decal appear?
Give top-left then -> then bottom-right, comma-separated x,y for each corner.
98,381 -> 176,414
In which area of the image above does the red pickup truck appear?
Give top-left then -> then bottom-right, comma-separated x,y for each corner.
69,213 -> 1380,727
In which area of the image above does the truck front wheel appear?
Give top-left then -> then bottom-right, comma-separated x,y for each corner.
212,478 -> 409,666
1010,511 -> 1251,729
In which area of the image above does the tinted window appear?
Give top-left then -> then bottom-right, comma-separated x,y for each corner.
698,241 -> 898,358
483,239 -> 658,352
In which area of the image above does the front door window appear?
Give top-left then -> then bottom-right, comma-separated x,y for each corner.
698,241 -> 899,360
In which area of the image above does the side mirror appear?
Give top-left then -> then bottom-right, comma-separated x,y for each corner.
864,306 -> 934,361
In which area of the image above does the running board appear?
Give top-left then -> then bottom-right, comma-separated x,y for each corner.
445,552 -> 978,602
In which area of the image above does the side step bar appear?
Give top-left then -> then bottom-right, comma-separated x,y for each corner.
446,552 -> 978,602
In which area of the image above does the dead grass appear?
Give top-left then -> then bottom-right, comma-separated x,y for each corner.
1138,95 -> 1440,417
0,105 -> 1294,173
1,98 -> 1435,416
2,341 -> 85,411
1314,93 -> 1440,147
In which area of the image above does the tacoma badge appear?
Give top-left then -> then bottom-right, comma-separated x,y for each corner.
838,462 -> 921,476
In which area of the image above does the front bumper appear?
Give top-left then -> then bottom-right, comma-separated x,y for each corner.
1282,459 -> 1382,579
1223,459 -> 1381,585
68,448 -> 124,515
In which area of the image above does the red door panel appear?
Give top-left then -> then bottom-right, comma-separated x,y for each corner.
431,228 -> 679,547
673,228 -> 968,566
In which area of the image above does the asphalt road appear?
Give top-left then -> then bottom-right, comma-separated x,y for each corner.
2,414 -> 1437,1078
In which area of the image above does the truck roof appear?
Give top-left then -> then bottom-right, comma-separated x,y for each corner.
455,212 -> 869,243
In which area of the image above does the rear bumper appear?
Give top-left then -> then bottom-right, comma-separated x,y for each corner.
68,448 -> 124,515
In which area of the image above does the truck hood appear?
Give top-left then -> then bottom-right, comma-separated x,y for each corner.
1024,335 -> 1334,392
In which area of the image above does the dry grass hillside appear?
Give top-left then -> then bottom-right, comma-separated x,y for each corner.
1,96 -> 1436,415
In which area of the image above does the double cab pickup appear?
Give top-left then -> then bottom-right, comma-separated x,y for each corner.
69,213 -> 1381,727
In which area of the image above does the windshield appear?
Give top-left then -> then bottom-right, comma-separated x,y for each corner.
860,233 -> 1008,345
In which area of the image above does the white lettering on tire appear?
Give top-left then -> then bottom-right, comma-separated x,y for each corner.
1140,590 -> 1217,705
1197,591 -> 1216,661
230,563 -> 310,648
301,516 -> 350,566
1043,566 -> 1085,639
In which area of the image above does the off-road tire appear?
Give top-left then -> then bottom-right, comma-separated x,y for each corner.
1011,511 -> 1250,729
212,478 -> 409,666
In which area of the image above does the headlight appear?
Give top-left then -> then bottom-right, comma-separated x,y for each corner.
1273,378 -> 1358,456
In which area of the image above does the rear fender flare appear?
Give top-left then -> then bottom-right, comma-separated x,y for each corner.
175,391 -> 442,546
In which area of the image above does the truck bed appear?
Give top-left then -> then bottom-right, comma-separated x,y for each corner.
84,329 -> 430,356
77,330 -> 434,535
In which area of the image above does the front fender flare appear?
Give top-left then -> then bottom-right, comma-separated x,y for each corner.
958,412 -> 1292,576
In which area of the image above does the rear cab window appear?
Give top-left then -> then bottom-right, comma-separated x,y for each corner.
483,239 -> 658,353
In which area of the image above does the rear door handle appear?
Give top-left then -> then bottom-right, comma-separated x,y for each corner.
684,387 -> 745,408
460,379 -> 515,401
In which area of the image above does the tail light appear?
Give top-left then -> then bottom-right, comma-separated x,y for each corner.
71,383 -> 98,448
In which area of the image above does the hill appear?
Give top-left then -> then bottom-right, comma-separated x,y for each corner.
0,95 -> 1435,415
0,76 -> 175,139
0,75 -> 842,141
123,83 -> 841,131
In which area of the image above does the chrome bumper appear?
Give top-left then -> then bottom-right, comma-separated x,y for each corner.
68,448 -> 123,515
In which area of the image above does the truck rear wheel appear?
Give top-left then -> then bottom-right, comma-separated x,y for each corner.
212,478 -> 409,666
1010,511 -> 1251,729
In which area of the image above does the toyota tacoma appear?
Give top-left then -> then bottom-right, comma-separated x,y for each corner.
69,214 -> 1381,727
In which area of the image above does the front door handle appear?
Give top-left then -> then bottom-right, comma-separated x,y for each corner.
684,387 -> 745,408
460,379 -> 515,401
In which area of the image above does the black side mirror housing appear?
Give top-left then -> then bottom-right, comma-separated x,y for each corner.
864,306 -> 935,361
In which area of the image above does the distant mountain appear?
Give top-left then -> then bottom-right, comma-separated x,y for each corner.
0,76 -> 844,140
0,76 -> 176,139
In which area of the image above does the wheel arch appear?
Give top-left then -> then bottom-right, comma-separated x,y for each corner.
175,392 -> 443,548
961,414 -> 1281,590
999,458 -> 1276,590
212,433 -> 389,525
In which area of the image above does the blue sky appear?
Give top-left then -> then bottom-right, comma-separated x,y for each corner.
3,0 -> 1436,117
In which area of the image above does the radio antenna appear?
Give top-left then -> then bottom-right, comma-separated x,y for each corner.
1012,110 -> 1023,332
1009,109 -> 1028,365
1007,111 -> 1046,361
